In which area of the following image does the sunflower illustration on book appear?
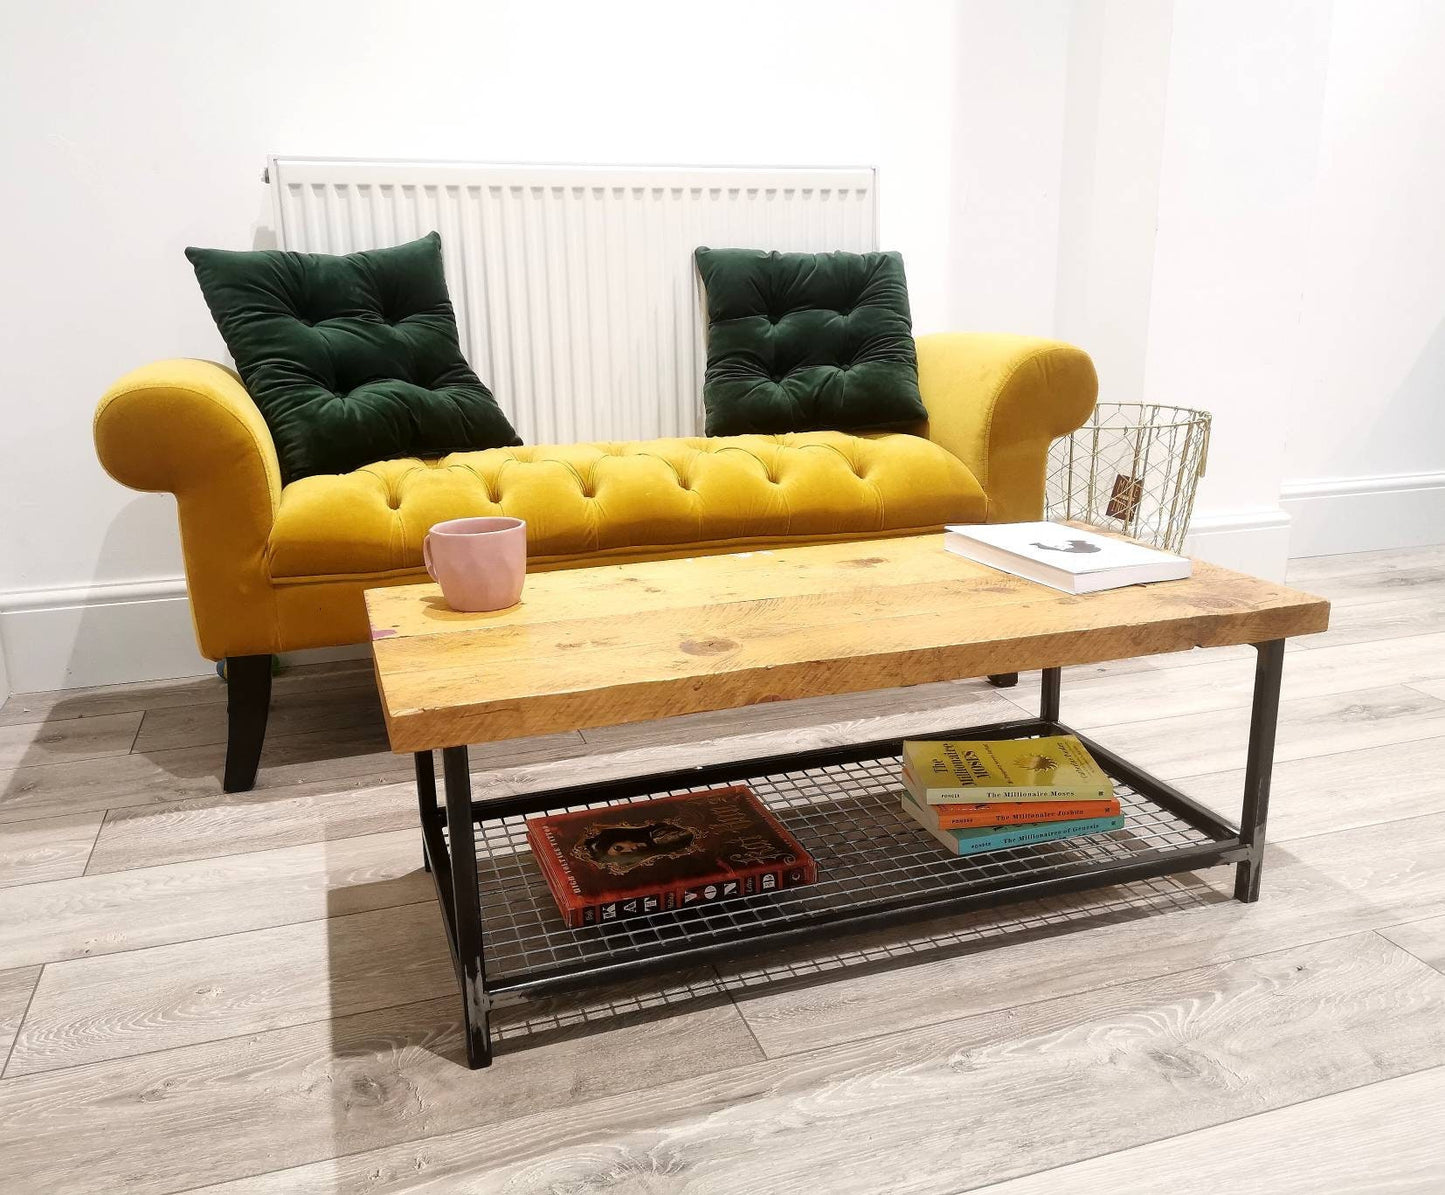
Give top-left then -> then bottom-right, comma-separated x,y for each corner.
1015,752 -> 1060,784
572,817 -> 704,876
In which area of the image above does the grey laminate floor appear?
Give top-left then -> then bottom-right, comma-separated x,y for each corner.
2,546 -> 1444,1193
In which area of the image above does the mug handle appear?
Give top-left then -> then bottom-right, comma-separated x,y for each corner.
423,534 -> 437,582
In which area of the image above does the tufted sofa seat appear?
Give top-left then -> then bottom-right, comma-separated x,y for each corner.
96,331 -> 1096,790
269,433 -> 984,580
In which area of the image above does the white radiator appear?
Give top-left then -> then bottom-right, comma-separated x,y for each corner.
268,158 -> 878,444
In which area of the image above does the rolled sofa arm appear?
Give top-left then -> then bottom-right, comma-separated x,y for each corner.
916,333 -> 1098,522
94,359 -> 282,659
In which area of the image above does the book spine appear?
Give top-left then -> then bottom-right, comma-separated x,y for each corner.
901,796 -> 1124,856
571,857 -> 818,926
931,800 -> 1121,830
526,824 -> 588,929
918,785 -> 1112,805
945,815 -> 1126,856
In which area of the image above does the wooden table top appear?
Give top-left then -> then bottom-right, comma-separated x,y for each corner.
365,534 -> 1330,753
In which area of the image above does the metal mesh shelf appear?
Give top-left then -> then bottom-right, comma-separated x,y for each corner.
452,733 -> 1234,988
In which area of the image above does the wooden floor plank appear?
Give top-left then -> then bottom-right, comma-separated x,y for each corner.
976,1065 -> 1445,1195
1004,632 -> 1445,731
0,673 -> 227,729
1380,914 -> 1445,973
0,965 -> 41,1064
0,724 -> 399,825
188,933 -> 1445,1195
0,983 -> 761,1194
1166,733 -> 1445,842
0,811 -> 103,888
83,730 -> 588,874
0,722 -> 588,828
133,682 -> 384,754
1286,543 -> 1445,586
1082,684 -> 1445,779
726,812 -> 1445,1058
1288,592 -> 1445,651
0,829 -> 431,970
6,903 -> 449,1076
0,659 -> 375,729
0,711 -> 141,770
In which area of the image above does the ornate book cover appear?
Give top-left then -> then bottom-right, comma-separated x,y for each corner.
527,786 -> 817,928
901,735 -> 1113,803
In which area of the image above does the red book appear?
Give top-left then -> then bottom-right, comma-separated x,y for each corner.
526,785 -> 816,928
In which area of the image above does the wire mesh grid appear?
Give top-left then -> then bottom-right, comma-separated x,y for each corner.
454,737 -> 1231,986
1045,403 -> 1211,553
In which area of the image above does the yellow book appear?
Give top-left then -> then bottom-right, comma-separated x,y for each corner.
900,735 -> 1112,804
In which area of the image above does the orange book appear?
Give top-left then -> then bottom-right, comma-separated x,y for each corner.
917,793 -> 1121,830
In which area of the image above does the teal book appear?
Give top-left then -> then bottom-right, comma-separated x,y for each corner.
902,791 -> 1124,856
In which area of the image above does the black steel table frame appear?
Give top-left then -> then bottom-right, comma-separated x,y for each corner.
413,639 -> 1286,1069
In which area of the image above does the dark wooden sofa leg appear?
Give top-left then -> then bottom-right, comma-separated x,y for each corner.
986,673 -> 1019,688
223,655 -> 273,792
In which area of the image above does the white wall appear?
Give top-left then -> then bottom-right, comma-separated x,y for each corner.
4,0 -> 1443,693
949,0 -> 1072,334
1058,0 -> 1445,571
0,0 -> 1081,692
1281,0 -> 1445,555
1143,0 -> 1333,578
1055,0 -> 1173,406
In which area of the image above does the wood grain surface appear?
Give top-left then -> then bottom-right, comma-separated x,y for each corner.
0,966 -> 40,1065
188,933 -> 1445,1194
978,1064 -> 1445,1195
0,542 -> 1437,1195
6,903 -> 452,1076
366,534 -> 1328,751
0,985 -> 761,1194
1381,914 -> 1445,973
0,829 -> 431,969
0,811 -> 103,888
726,812 -> 1445,1058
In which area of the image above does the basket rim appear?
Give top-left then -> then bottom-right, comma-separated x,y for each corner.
1073,402 -> 1211,431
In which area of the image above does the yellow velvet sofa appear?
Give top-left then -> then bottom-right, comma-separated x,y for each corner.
94,332 -> 1097,790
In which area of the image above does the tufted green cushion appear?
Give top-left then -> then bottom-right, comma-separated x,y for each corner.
695,248 -> 927,437
186,232 -> 521,484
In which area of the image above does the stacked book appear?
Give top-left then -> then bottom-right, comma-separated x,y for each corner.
527,785 -> 816,928
900,735 -> 1124,855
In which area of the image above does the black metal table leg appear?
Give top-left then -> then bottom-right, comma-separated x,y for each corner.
1040,667 -> 1062,724
441,745 -> 493,1067
415,752 -> 437,873
1235,639 -> 1285,902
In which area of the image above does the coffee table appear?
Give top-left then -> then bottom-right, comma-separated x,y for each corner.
366,534 -> 1329,1068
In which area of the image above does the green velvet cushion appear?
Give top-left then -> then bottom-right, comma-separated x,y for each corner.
694,248 -> 927,437
186,232 -> 521,483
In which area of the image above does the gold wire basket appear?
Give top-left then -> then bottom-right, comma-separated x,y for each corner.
1045,403 -> 1211,553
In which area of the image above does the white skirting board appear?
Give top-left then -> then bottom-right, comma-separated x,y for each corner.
0,579 -> 366,696
0,579 -> 205,694
1280,471 -> 1445,558
0,621 -> 10,707
1183,508 -> 1293,582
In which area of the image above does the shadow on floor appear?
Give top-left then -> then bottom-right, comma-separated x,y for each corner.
336,865 -> 1227,1070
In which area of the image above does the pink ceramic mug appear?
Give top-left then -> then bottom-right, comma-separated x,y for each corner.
423,517 -> 527,612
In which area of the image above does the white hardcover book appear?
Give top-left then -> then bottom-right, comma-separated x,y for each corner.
944,522 -> 1191,594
